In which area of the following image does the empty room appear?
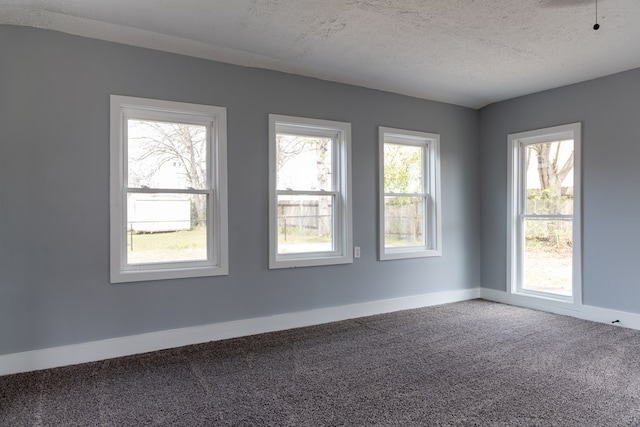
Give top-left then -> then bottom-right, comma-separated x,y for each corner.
1,0 -> 640,425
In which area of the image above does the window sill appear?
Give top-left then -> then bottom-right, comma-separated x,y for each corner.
380,248 -> 441,261
269,254 -> 353,269
111,264 -> 228,283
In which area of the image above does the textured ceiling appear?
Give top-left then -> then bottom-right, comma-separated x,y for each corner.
1,0 -> 639,108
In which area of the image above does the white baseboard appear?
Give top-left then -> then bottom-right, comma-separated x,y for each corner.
0,287 -> 480,376
480,288 -> 640,330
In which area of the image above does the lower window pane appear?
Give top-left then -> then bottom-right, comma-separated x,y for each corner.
522,219 -> 572,296
384,196 -> 424,248
126,193 -> 207,264
278,195 -> 333,254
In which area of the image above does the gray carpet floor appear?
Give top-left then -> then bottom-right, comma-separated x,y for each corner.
2,299 -> 640,426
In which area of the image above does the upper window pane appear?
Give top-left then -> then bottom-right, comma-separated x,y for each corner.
127,120 -> 208,190
276,133 -> 333,191
383,143 -> 423,194
524,139 -> 574,215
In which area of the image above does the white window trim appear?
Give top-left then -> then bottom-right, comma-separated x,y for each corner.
268,114 -> 353,269
507,122 -> 582,309
379,127 -> 442,261
110,95 -> 228,283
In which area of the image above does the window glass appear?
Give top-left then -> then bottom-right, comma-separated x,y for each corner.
383,143 -> 423,194
524,140 -> 574,216
277,194 -> 334,254
276,134 -> 333,191
383,196 -> 424,248
126,192 -> 208,264
127,120 -> 207,190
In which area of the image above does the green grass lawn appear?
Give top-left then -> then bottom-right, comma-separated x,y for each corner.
127,228 -> 208,264
278,230 -> 331,244
128,228 -> 206,252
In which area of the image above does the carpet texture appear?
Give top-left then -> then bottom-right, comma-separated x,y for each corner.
2,299 -> 640,426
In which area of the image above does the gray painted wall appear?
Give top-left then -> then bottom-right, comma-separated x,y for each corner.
0,26 -> 480,355
480,68 -> 640,314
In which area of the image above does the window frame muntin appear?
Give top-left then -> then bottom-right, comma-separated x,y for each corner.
379,126 -> 442,261
268,114 -> 353,269
110,95 -> 228,283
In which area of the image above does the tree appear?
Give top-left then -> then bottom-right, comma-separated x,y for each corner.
276,135 -> 332,237
129,120 -> 207,227
383,144 -> 421,193
526,140 -> 574,249
383,144 -> 422,243
526,140 -> 574,214
276,134 -> 330,190
528,141 -> 573,195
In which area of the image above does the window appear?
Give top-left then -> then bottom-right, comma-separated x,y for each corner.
110,95 -> 228,283
507,123 -> 581,305
379,127 -> 441,260
269,114 -> 352,269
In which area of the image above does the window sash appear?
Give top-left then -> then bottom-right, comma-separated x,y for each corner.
516,138 -> 574,296
383,195 -> 428,249
123,116 -> 213,192
379,127 -> 440,260
275,133 -> 338,193
384,192 -> 427,197
275,190 -> 341,256
269,114 -> 352,269
123,189 -> 215,267
121,114 -> 215,268
518,139 -> 574,216
277,190 -> 339,196
507,122 -> 581,306
520,214 -> 572,220
382,142 -> 428,195
126,188 -> 211,194
515,217 -> 574,301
